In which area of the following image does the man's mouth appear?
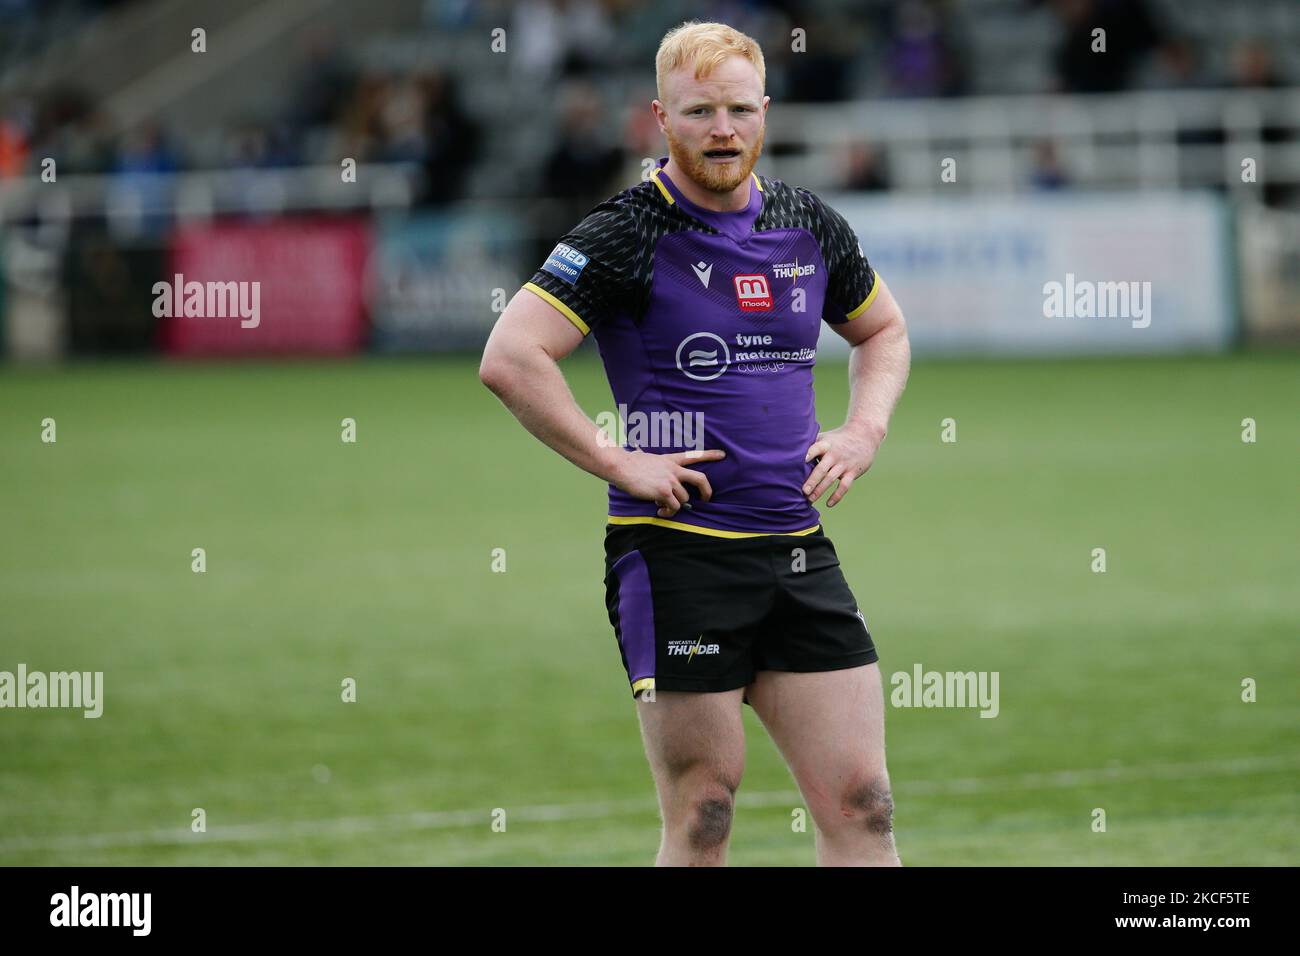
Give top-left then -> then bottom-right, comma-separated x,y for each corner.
703,148 -> 741,160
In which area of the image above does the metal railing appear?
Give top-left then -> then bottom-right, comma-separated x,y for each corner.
0,163 -> 422,230
764,88 -> 1300,198
1,88 -> 1297,231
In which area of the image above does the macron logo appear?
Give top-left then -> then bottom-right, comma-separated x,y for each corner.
692,261 -> 713,288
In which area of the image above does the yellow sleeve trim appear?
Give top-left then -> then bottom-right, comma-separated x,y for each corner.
608,515 -> 821,539
649,168 -> 675,205
631,677 -> 656,698
522,281 -> 591,335
844,272 -> 881,321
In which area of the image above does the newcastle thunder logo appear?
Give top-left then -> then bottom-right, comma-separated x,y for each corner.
675,332 -> 730,381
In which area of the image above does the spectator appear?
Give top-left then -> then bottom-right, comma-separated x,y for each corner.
1229,39 -> 1284,90
538,81 -> 625,256
420,70 -> 481,204
0,97 -> 32,178
541,81 -> 624,202
841,141 -> 891,192
33,86 -> 111,175
113,121 -> 179,175
108,121 -> 181,237
375,77 -> 431,164
1050,0 -> 1163,94
1227,40 -> 1292,207
509,0 -> 616,83
1028,138 -> 1069,190
885,0 -> 968,98
621,83 -> 663,161
335,72 -> 389,163
1146,36 -> 1216,90
288,28 -> 353,133
222,121 -> 299,169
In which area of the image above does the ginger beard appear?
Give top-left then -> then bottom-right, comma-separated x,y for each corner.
664,120 -> 765,194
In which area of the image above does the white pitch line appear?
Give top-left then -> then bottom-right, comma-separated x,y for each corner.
1,753 -> 1296,855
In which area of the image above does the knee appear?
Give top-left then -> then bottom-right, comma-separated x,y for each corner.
663,763 -> 740,852
658,751 -> 742,852
686,786 -> 736,852
837,776 -> 894,836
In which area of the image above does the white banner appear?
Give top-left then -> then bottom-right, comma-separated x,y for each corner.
819,192 -> 1235,356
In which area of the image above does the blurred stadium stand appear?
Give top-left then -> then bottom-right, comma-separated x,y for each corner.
1,0 -> 1297,360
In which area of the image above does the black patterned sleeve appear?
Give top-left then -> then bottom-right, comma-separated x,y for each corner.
522,203 -> 638,336
806,190 -> 880,324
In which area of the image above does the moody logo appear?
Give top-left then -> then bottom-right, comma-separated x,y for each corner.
733,273 -> 772,312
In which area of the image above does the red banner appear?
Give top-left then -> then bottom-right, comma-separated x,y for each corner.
161,218 -> 371,356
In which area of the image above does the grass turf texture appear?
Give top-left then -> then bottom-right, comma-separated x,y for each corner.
1,353 -> 1296,865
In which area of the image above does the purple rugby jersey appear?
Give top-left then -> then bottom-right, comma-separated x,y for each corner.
522,156 -> 880,538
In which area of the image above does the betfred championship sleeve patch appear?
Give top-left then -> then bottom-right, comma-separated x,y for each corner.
541,242 -> 590,286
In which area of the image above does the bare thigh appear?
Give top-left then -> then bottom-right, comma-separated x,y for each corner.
745,664 -> 894,837
636,688 -> 746,859
636,687 -> 746,795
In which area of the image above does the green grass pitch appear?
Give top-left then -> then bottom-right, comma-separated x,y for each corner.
1,352 -> 1296,865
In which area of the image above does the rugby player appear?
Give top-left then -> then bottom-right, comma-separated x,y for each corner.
480,21 -> 910,866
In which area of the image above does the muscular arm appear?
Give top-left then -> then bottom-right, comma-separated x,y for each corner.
804,276 -> 911,507
478,287 -> 621,480
479,287 -> 724,517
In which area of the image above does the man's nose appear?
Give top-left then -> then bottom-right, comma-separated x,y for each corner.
710,113 -> 736,140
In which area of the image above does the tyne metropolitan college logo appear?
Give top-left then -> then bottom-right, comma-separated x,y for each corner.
733,273 -> 773,312
676,332 -> 730,382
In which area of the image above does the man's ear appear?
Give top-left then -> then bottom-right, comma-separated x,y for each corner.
651,99 -> 667,131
